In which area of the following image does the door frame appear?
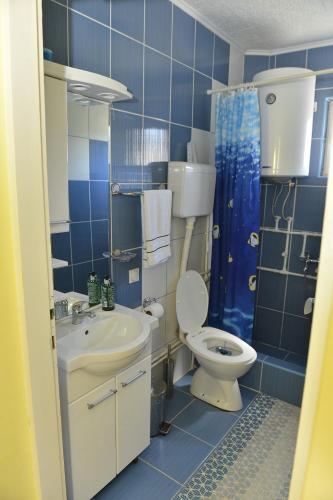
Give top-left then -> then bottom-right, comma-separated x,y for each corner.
2,0 -> 66,498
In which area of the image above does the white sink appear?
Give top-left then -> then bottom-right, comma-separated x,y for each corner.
56,304 -> 158,376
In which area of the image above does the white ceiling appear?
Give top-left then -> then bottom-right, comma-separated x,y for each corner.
177,0 -> 333,51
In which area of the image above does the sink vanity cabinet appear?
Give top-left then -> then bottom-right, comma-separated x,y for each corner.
56,304 -> 157,500
62,356 -> 151,500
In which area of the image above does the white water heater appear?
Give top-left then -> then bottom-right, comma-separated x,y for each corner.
253,67 -> 316,179
168,162 -> 216,218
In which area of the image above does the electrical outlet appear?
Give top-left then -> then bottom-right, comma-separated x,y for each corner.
129,268 -> 140,284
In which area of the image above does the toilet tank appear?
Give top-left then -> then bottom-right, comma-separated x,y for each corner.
168,162 -> 216,218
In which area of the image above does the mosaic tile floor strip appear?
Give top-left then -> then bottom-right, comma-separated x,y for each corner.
174,393 -> 300,500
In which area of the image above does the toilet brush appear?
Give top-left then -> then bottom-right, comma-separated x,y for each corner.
163,344 -> 174,399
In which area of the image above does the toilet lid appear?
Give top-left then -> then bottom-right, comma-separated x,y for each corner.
176,270 -> 208,335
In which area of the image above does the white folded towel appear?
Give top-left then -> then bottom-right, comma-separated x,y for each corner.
141,190 -> 172,268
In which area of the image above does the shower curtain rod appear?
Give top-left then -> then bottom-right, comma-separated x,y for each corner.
207,67 -> 333,95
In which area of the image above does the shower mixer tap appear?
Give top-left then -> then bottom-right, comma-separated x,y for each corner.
303,253 -> 319,273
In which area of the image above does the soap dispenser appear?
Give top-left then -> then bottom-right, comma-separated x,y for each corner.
87,272 -> 100,307
101,275 -> 115,311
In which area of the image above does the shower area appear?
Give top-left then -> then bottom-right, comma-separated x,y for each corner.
233,65 -> 328,406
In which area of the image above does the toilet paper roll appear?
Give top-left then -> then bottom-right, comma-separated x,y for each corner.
144,302 -> 164,318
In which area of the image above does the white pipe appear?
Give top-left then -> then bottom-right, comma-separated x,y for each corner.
207,67 -> 333,95
178,216 -> 196,344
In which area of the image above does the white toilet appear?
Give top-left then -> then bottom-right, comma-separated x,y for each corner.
176,270 -> 257,411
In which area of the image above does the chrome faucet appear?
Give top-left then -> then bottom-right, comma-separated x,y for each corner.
72,301 -> 96,325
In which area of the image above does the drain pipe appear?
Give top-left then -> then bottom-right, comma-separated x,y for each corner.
178,216 -> 196,344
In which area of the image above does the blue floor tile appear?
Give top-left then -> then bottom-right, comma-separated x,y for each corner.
165,389 -> 193,421
173,399 -> 237,446
94,460 -> 179,500
140,426 -> 212,483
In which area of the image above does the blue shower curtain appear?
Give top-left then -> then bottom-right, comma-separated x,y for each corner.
208,89 -> 260,344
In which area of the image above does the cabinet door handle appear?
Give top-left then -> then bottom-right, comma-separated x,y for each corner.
121,370 -> 146,388
87,389 -> 117,410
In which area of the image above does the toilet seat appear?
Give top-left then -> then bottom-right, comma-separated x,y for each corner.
187,327 -> 256,365
176,271 -> 256,365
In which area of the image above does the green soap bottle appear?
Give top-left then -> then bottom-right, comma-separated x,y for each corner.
101,275 -> 115,311
87,272 -> 100,307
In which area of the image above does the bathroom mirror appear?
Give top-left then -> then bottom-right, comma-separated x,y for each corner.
48,86 -> 111,300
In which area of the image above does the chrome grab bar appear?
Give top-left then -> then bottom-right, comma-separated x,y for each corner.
87,389 -> 117,410
50,220 -> 71,224
121,370 -> 146,388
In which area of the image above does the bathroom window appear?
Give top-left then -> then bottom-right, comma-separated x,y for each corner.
323,100 -> 333,176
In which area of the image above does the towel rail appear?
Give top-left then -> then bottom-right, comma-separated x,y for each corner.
111,182 -> 166,196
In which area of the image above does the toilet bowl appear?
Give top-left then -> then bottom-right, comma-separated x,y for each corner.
176,270 -> 257,411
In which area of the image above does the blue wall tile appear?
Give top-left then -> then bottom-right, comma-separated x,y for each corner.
71,222 -> 92,263
112,195 -> 142,250
308,45 -> 333,88
280,314 -> 311,356
51,232 -> 72,264
261,362 -> 304,406
89,140 -> 109,180
73,261 -> 93,294
93,258 -> 110,279
257,270 -> 286,310
144,48 -> 171,121
254,306 -> 283,346
111,31 -> 144,114
42,0 -> 68,65
275,50 -> 306,68
172,6 -> 195,68
309,139 -> 325,176
263,183 -> 295,229
171,61 -> 193,127
170,124 -> 191,161
53,266 -> 73,293
213,36 -> 230,85
239,360 -> 262,391
90,181 -> 109,220
264,355 -> 306,375
113,249 -> 142,308
260,231 -> 286,269
193,72 -> 211,131
69,11 -> 110,76
293,186 -> 326,232
111,110 -> 142,183
269,55 -> 276,69
92,220 -> 109,260
143,117 -> 169,175
111,0 -> 144,41
244,55 -> 269,82
284,276 -> 316,317
253,342 -> 286,359
145,0 -> 172,56
195,23 -> 214,77
69,181 -> 90,222
69,0 -> 110,25
288,234 -> 321,276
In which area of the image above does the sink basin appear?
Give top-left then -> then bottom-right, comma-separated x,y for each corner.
56,304 -> 158,375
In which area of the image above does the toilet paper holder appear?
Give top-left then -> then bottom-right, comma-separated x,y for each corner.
143,297 -> 157,308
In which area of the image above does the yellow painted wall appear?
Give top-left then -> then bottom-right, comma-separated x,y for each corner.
301,310 -> 333,500
0,36 -> 40,500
